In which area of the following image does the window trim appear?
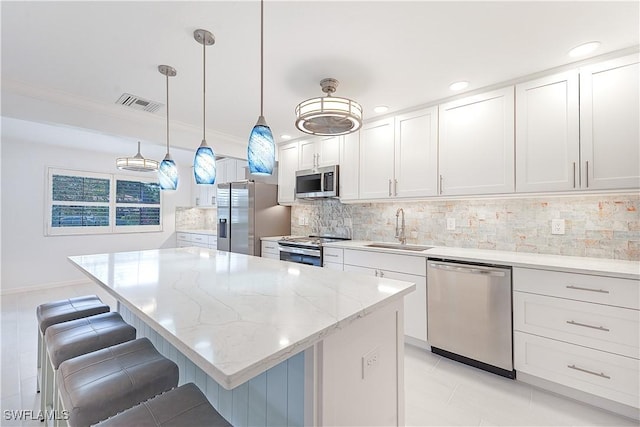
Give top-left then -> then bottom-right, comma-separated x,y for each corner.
45,167 -> 163,236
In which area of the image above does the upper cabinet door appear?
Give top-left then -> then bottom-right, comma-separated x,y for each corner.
359,117 -> 395,199
340,132 -> 359,201
318,136 -> 341,167
439,87 -> 515,196
298,139 -> 317,170
515,71 -> 580,192
277,142 -> 299,205
394,106 -> 439,198
580,54 -> 640,190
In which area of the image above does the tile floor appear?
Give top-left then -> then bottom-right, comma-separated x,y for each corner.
1,282 -> 637,427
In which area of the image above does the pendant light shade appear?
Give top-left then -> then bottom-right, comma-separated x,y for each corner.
248,116 -> 275,175
158,64 -> 179,190
193,29 -> 217,185
116,141 -> 159,172
248,0 -> 275,175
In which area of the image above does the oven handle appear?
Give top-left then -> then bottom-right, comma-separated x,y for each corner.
278,246 -> 321,257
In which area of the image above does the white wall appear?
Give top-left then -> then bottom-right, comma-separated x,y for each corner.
1,138 -> 192,292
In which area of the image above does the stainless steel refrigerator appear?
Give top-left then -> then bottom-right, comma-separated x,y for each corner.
217,181 -> 291,256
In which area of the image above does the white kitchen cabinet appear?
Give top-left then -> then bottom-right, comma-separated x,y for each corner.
394,106 -> 439,197
261,240 -> 279,259
323,247 -> 344,270
216,158 -> 247,184
339,132 -> 359,201
191,183 -> 217,207
299,136 -> 341,170
277,141 -> 299,205
513,267 -> 640,413
516,71 -> 580,192
358,117 -> 395,199
176,232 -> 216,249
439,87 -> 515,195
580,53 -> 640,190
343,249 -> 428,346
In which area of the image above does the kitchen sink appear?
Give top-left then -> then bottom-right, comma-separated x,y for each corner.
365,242 -> 433,252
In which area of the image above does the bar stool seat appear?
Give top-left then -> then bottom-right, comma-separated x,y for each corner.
36,295 -> 110,392
57,338 -> 179,427
42,312 -> 136,420
95,383 -> 231,427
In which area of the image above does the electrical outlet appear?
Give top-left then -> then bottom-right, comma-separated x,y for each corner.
303,217 -> 309,226
362,347 -> 379,379
298,216 -> 305,226
446,218 -> 456,231
552,219 -> 565,235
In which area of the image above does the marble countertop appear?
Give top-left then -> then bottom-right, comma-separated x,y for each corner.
323,241 -> 639,280
176,229 -> 217,236
68,248 -> 415,389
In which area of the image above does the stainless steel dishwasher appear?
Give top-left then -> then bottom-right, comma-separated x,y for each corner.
427,259 -> 514,378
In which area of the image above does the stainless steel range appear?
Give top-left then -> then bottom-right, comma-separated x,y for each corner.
277,236 -> 350,267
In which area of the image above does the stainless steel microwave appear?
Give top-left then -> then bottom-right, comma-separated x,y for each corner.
295,165 -> 339,199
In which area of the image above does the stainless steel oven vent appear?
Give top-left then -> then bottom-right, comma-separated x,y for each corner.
115,93 -> 163,113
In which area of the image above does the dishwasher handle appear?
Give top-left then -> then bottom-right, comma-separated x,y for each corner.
428,262 -> 508,277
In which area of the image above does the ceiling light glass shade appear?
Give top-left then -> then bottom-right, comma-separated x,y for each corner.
568,41 -> 601,57
116,141 -> 159,172
295,96 -> 363,136
194,140 -> 216,184
248,115 -> 275,175
449,81 -> 469,91
158,154 -> 178,190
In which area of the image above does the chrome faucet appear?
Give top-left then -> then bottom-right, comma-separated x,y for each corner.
395,208 -> 406,245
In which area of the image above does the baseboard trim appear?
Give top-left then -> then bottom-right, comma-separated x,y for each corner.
0,279 -> 93,295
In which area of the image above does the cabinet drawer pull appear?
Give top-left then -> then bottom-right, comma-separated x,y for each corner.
567,364 -> 610,379
566,285 -> 609,294
325,253 -> 339,258
566,320 -> 610,332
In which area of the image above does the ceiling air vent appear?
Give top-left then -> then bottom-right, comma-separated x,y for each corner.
115,93 -> 163,113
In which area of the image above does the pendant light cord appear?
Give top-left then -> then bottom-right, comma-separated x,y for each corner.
165,74 -> 170,154
260,0 -> 264,117
203,40 -> 206,140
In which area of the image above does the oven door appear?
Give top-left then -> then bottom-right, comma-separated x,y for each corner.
278,245 -> 321,267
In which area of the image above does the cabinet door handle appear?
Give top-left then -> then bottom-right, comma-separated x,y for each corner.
439,175 -> 443,194
379,271 -> 384,278
388,179 -> 392,197
394,179 -> 398,196
566,320 -> 610,332
566,285 -> 609,294
585,161 -> 590,188
567,364 -> 610,379
573,162 -> 576,188
375,270 -> 379,277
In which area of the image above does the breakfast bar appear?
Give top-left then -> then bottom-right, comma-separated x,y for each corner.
68,247 -> 415,426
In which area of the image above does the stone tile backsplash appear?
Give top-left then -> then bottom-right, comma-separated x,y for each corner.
175,207 -> 217,230
290,194 -> 640,260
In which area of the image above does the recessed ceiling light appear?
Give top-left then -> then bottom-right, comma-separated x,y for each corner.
373,105 -> 389,114
449,81 -> 469,91
568,41 -> 601,57
280,134 -> 291,140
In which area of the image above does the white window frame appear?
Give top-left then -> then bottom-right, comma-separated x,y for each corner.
45,167 -> 163,236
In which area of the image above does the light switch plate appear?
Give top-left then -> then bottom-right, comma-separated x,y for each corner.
552,219 -> 565,235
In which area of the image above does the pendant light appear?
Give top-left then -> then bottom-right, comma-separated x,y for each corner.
158,65 -> 179,190
193,29 -> 217,185
116,141 -> 159,172
247,0 -> 275,176
295,78 -> 363,136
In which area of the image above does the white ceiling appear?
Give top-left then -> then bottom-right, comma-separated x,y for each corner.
2,1 -> 639,159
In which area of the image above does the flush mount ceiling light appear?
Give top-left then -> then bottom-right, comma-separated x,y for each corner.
247,0 -> 275,176
295,78 -> 363,136
193,29 -> 217,185
568,41 -> 601,57
449,81 -> 469,91
373,105 -> 389,114
116,141 -> 159,172
158,65 -> 179,191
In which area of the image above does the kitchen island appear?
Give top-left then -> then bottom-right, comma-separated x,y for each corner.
68,247 -> 415,426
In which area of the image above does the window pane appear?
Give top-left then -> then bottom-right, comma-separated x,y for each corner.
52,175 -> 109,202
116,180 -> 160,204
51,205 -> 109,227
116,207 -> 160,226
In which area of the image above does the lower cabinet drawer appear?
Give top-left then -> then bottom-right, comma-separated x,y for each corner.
514,292 -> 640,359
514,332 -> 640,408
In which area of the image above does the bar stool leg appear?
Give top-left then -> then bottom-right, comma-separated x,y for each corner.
42,348 -> 55,423
37,329 -> 43,393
